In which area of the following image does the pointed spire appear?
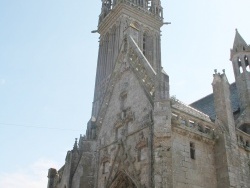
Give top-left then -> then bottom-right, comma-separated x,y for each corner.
73,138 -> 78,150
234,29 -> 247,48
231,29 -> 249,60
233,29 -> 248,51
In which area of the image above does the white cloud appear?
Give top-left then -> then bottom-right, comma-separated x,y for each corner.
0,159 -> 59,188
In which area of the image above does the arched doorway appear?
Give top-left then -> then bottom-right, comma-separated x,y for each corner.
109,172 -> 137,188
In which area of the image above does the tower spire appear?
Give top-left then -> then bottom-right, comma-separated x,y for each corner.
230,29 -> 250,134
233,29 -> 247,49
231,29 -> 249,59
91,0 -> 164,118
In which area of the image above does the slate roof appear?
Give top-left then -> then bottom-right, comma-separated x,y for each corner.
190,82 -> 240,120
172,99 -> 212,122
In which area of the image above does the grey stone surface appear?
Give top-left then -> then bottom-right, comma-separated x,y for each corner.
47,1 -> 250,188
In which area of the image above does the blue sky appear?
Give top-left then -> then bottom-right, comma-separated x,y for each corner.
0,0 -> 250,187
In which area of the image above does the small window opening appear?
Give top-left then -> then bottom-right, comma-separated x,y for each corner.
240,136 -> 244,144
190,142 -> 195,160
180,118 -> 186,126
121,110 -> 127,120
189,120 -> 195,127
243,46 -> 245,51
102,162 -> 109,174
238,57 -> 243,74
147,0 -> 152,11
246,141 -> 250,147
204,126 -> 211,134
198,124 -> 204,133
248,162 -> 250,175
156,7 -> 159,15
143,33 -> 146,55
245,56 -> 250,72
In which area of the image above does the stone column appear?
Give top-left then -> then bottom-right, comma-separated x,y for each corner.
212,71 -> 241,187
47,168 -> 58,188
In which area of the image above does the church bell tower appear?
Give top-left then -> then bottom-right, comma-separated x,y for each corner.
84,1 -> 172,187
91,0 -> 164,120
230,30 -> 250,134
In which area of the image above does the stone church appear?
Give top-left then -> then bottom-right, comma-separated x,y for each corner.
47,0 -> 250,187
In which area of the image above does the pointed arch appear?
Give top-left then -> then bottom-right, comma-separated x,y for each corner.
109,171 -> 137,188
238,57 -> 243,74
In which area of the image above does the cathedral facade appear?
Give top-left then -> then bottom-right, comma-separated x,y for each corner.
47,0 -> 250,187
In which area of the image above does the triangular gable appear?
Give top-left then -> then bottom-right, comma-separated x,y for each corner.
95,35 -> 158,133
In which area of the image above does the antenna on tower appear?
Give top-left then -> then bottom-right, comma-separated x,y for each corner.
163,22 -> 171,25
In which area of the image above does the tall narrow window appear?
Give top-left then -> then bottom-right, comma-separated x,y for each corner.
248,162 -> 250,176
147,0 -> 152,10
143,33 -> 146,55
139,0 -> 144,7
246,140 -> 250,147
190,142 -> 195,160
245,56 -> 250,72
102,162 -> 109,174
238,57 -> 243,74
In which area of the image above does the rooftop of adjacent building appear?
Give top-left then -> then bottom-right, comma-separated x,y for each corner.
190,82 -> 239,121
190,30 -> 249,121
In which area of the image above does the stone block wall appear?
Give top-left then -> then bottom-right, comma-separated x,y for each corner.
71,141 -> 96,188
172,133 -> 217,188
96,69 -> 154,187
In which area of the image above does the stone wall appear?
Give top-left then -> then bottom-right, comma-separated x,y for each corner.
71,141 -> 97,188
172,132 -> 217,188
96,69 -> 153,187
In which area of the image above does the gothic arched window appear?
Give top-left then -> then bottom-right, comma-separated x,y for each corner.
245,55 -> 250,72
238,57 -> 243,74
142,31 -> 153,65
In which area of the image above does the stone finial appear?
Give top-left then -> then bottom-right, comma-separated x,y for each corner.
214,69 -> 217,74
73,138 -> 78,150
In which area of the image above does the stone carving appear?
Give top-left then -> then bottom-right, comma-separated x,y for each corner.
136,131 -> 148,149
120,61 -> 130,73
100,148 -> 110,164
105,139 -> 142,188
128,47 -> 155,98
138,111 -> 152,129
114,107 -> 135,128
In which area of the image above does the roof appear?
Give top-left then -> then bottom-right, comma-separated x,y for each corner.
233,29 -> 248,50
171,99 -> 212,122
190,82 -> 240,120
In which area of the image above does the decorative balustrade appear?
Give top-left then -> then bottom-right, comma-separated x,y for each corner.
171,111 -> 215,138
236,130 -> 250,151
99,0 -> 163,24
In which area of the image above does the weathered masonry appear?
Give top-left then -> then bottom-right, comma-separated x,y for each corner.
47,1 -> 250,188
